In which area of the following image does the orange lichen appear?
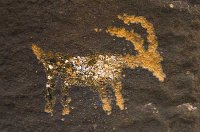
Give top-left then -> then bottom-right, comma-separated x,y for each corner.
32,14 -> 165,116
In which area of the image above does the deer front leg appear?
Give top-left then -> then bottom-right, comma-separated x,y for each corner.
112,81 -> 124,110
44,74 -> 56,115
61,81 -> 71,116
97,86 -> 112,115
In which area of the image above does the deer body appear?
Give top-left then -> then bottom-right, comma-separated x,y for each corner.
32,14 -> 166,116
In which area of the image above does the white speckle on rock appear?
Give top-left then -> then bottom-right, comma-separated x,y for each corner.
64,81 -> 69,86
169,3 -> 174,8
177,103 -> 197,112
46,84 -> 50,88
94,75 -> 98,79
144,103 -> 159,114
65,60 -> 69,63
48,65 -> 53,69
48,75 -> 52,80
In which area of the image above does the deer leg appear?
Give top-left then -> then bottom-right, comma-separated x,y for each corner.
97,86 -> 112,115
112,81 -> 124,110
44,74 -> 56,116
61,81 -> 71,116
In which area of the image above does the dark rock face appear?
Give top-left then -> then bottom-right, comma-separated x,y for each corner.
0,0 -> 200,132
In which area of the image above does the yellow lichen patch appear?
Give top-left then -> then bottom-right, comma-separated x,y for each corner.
32,14 -> 165,117
44,106 -> 53,114
62,107 -> 70,116
56,61 -> 61,65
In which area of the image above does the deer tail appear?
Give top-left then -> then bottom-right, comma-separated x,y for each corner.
32,44 -> 44,60
32,44 -> 53,63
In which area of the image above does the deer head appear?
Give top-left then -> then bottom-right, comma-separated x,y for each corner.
106,14 -> 166,82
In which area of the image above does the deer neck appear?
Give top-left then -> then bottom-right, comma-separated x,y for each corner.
122,54 -> 141,69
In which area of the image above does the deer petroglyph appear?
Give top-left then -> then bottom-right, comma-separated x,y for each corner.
32,14 -> 166,116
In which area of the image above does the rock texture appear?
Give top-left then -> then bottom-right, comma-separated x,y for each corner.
0,0 -> 200,132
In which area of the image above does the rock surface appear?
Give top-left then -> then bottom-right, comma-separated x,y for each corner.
0,0 -> 200,132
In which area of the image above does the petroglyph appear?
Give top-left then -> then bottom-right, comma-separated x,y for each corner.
32,14 -> 166,116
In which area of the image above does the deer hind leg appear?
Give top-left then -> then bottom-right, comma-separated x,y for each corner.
112,81 -> 124,110
97,86 -> 112,115
44,74 -> 56,116
61,81 -> 71,116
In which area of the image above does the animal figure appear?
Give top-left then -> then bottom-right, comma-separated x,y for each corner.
32,14 -> 166,116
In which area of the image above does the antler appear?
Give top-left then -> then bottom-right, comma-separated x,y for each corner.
106,27 -> 145,54
107,14 -> 158,53
118,14 -> 158,52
